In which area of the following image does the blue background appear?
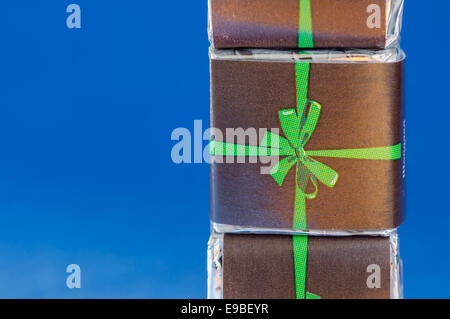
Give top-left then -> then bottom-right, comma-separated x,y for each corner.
0,1 -> 448,299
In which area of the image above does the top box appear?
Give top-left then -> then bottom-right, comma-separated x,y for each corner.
209,0 -> 404,49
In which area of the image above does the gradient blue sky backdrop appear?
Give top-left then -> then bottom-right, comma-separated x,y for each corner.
0,1 -> 448,298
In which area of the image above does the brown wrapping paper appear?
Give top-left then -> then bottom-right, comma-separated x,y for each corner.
210,0 -> 398,49
210,50 -> 405,231
223,234 -> 393,299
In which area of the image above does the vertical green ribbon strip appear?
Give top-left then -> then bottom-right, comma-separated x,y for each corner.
298,0 -> 314,48
293,236 -> 321,299
209,63 -> 402,299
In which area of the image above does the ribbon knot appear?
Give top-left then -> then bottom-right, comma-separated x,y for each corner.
292,147 -> 305,161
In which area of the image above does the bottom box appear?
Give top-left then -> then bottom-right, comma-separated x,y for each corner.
208,232 -> 402,299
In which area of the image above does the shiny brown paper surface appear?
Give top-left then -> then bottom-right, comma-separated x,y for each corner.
223,234 -> 391,299
211,58 -> 404,231
211,0 -> 388,48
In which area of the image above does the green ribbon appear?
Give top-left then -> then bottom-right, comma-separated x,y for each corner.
299,0 -> 314,48
210,62 -> 402,299
293,236 -> 321,299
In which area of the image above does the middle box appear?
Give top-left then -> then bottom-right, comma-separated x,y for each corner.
210,49 -> 405,234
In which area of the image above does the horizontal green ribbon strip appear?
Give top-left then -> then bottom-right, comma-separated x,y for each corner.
210,141 -> 401,160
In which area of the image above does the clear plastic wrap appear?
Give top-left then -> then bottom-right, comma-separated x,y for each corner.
208,231 -> 403,299
210,47 -> 406,63
208,0 -> 404,49
210,48 -> 405,234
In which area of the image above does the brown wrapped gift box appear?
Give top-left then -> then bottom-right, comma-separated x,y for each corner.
210,50 -> 405,232
209,0 -> 403,49
216,233 -> 399,299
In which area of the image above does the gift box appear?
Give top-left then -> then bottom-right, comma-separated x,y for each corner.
208,232 -> 402,299
209,0 -> 404,49
210,49 -> 405,233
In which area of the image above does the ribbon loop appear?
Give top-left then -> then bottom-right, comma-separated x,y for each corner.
301,156 -> 339,188
279,109 -> 301,149
300,101 -> 322,147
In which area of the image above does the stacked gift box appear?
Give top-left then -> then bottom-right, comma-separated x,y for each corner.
207,0 -> 405,299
